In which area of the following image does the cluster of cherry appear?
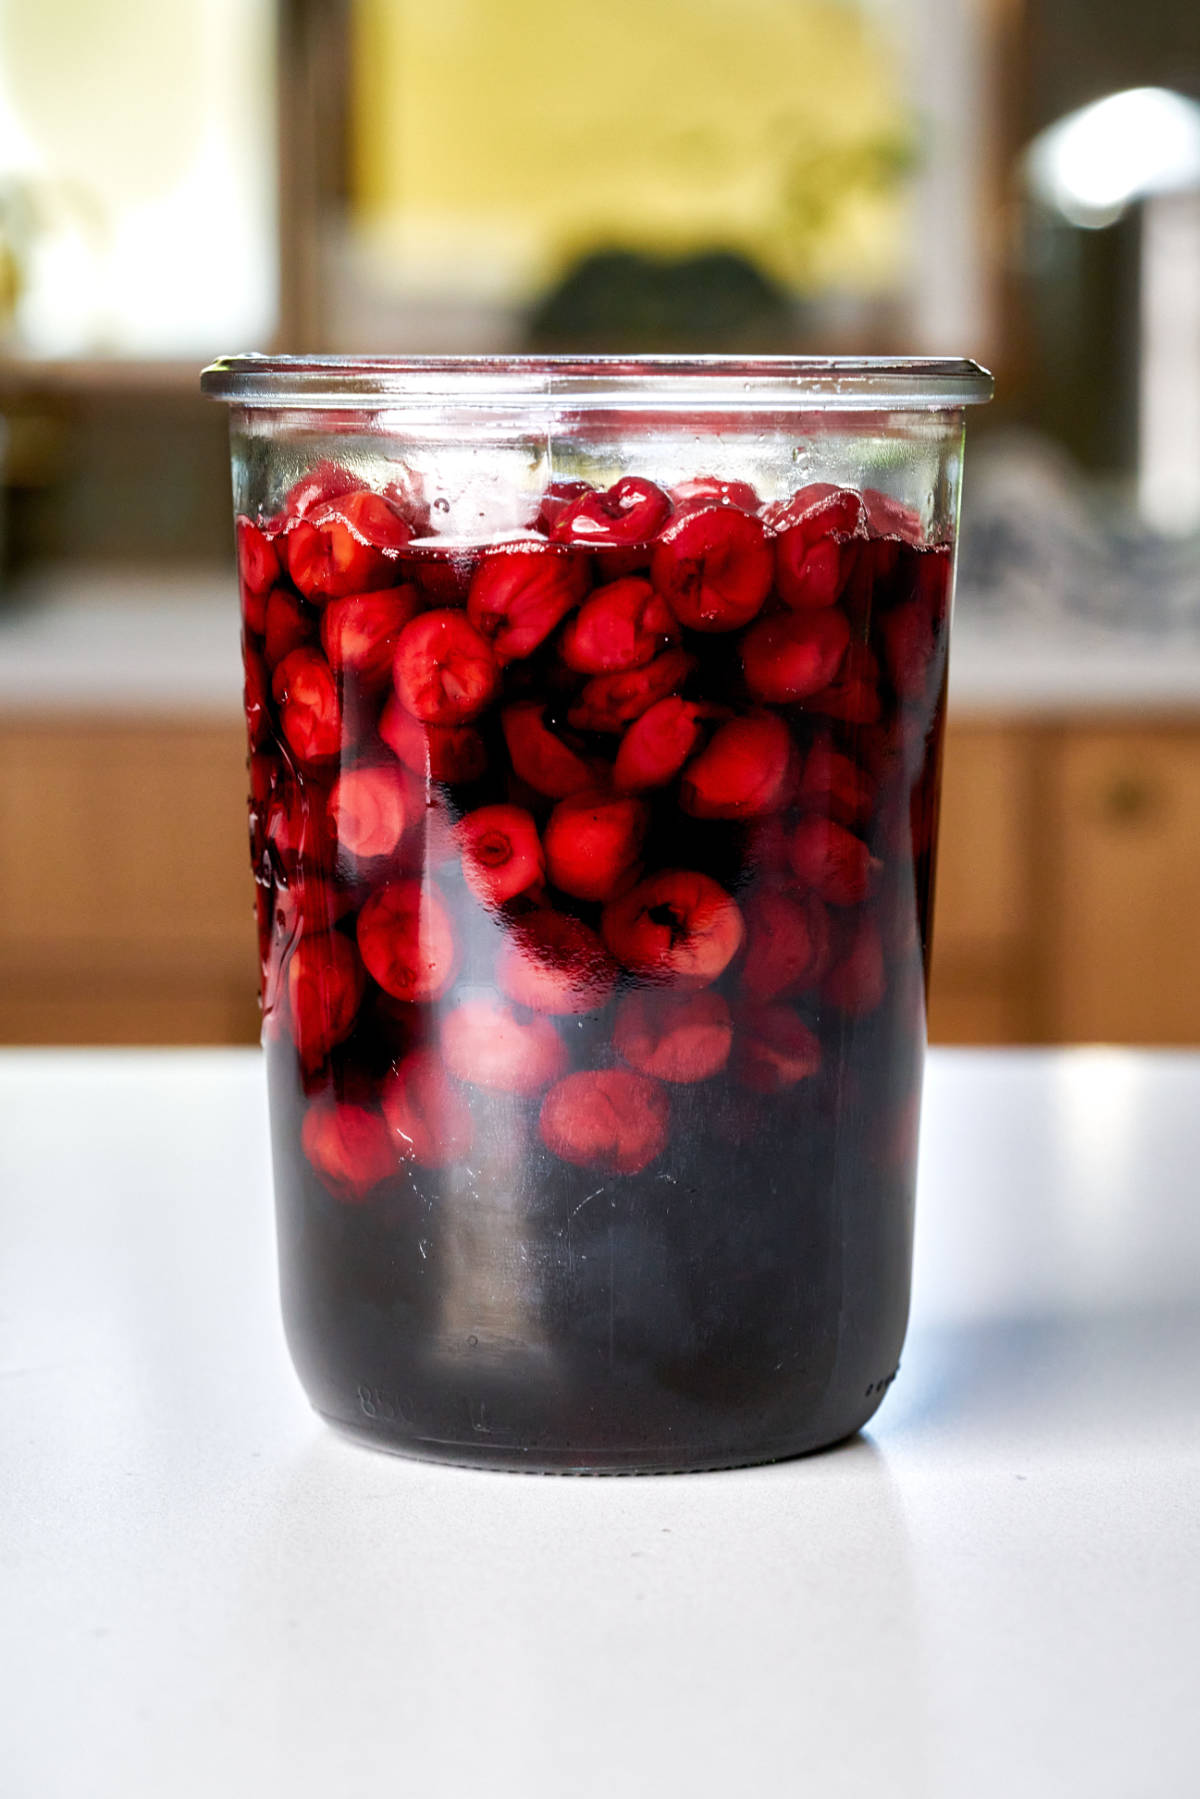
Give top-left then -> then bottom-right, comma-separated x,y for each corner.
237,462 -> 950,1200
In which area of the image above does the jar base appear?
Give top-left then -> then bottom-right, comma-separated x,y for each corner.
315,1396 -> 887,1476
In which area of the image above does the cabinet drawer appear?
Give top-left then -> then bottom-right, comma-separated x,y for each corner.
935,722 -> 1033,955
0,720 -> 253,959
0,717 -> 258,1044
1049,728 -> 1200,1043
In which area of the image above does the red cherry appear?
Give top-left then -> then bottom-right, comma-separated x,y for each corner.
879,549 -> 951,704
319,485 -> 413,551
866,534 -> 903,592
567,647 -> 695,734
767,481 -> 862,533
243,644 -> 270,751
237,517 -> 279,597
457,804 -> 544,905
780,535 -> 846,611
286,932 -> 365,1069
467,542 -> 590,663
671,475 -> 761,515
320,585 -> 423,692
536,479 -> 594,535
441,997 -> 566,1094
740,890 -> 831,1001
281,461 -> 359,523
744,813 -> 793,880
381,1047 -> 474,1168
500,702 -> 597,799
863,488 -> 923,545
613,988 -> 732,1083
272,648 -> 343,765
764,483 -> 863,535
797,738 -> 875,828
879,599 -> 936,706
773,500 -> 867,618
806,642 -> 883,724
301,1094 -> 395,1202
248,746 -> 278,812
601,870 -> 744,988
824,916 -> 887,1016
558,576 -> 678,674
788,816 -> 876,906
242,584 -> 269,640
679,712 -> 794,819
613,696 -> 714,792
735,1005 -> 822,1093
251,748 -> 278,802
379,695 -> 487,786
393,609 -> 499,725
538,1070 -> 669,1175
741,608 -> 849,704
835,543 -> 881,636
770,485 -> 865,611
651,505 -> 773,633
265,780 -> 332,872
328,763 -> 411,862
285,489 -> 414,600
263,587 -> 316,669
249,776 -> 273,874
355,878 -> 457,1002
543,789 -> 648,901
273,875 -> 355,940
551,476 -> 672,547
496,910 -> 616,1014
380,465 -> 431,536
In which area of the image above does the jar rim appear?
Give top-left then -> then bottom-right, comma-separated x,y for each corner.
200,353 -> 993,410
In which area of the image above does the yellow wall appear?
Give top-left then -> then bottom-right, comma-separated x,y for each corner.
351,0 -> 912,299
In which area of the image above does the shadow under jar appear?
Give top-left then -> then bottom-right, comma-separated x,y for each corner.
203,355 -> 992,1473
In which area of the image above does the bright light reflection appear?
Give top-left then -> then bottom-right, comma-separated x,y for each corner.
1053,1049 -> 1144,1305
1025,87 -> 1200,228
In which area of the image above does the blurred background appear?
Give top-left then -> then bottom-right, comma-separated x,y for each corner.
0,0 -> 1197,1048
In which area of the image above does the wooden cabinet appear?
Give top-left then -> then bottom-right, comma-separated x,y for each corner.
1046,727 -> 1200,1042
929,716 -> 1200,1045
1,709 -> 1196,1047
929,724 -> 1040,1043
0,717 -> 259,1044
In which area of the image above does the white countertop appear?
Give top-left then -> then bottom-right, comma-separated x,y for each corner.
3,1047 -> 1199,1798
2,566 -> 1200,717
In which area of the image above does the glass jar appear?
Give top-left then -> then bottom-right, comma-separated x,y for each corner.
202,354 -> 992,1471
